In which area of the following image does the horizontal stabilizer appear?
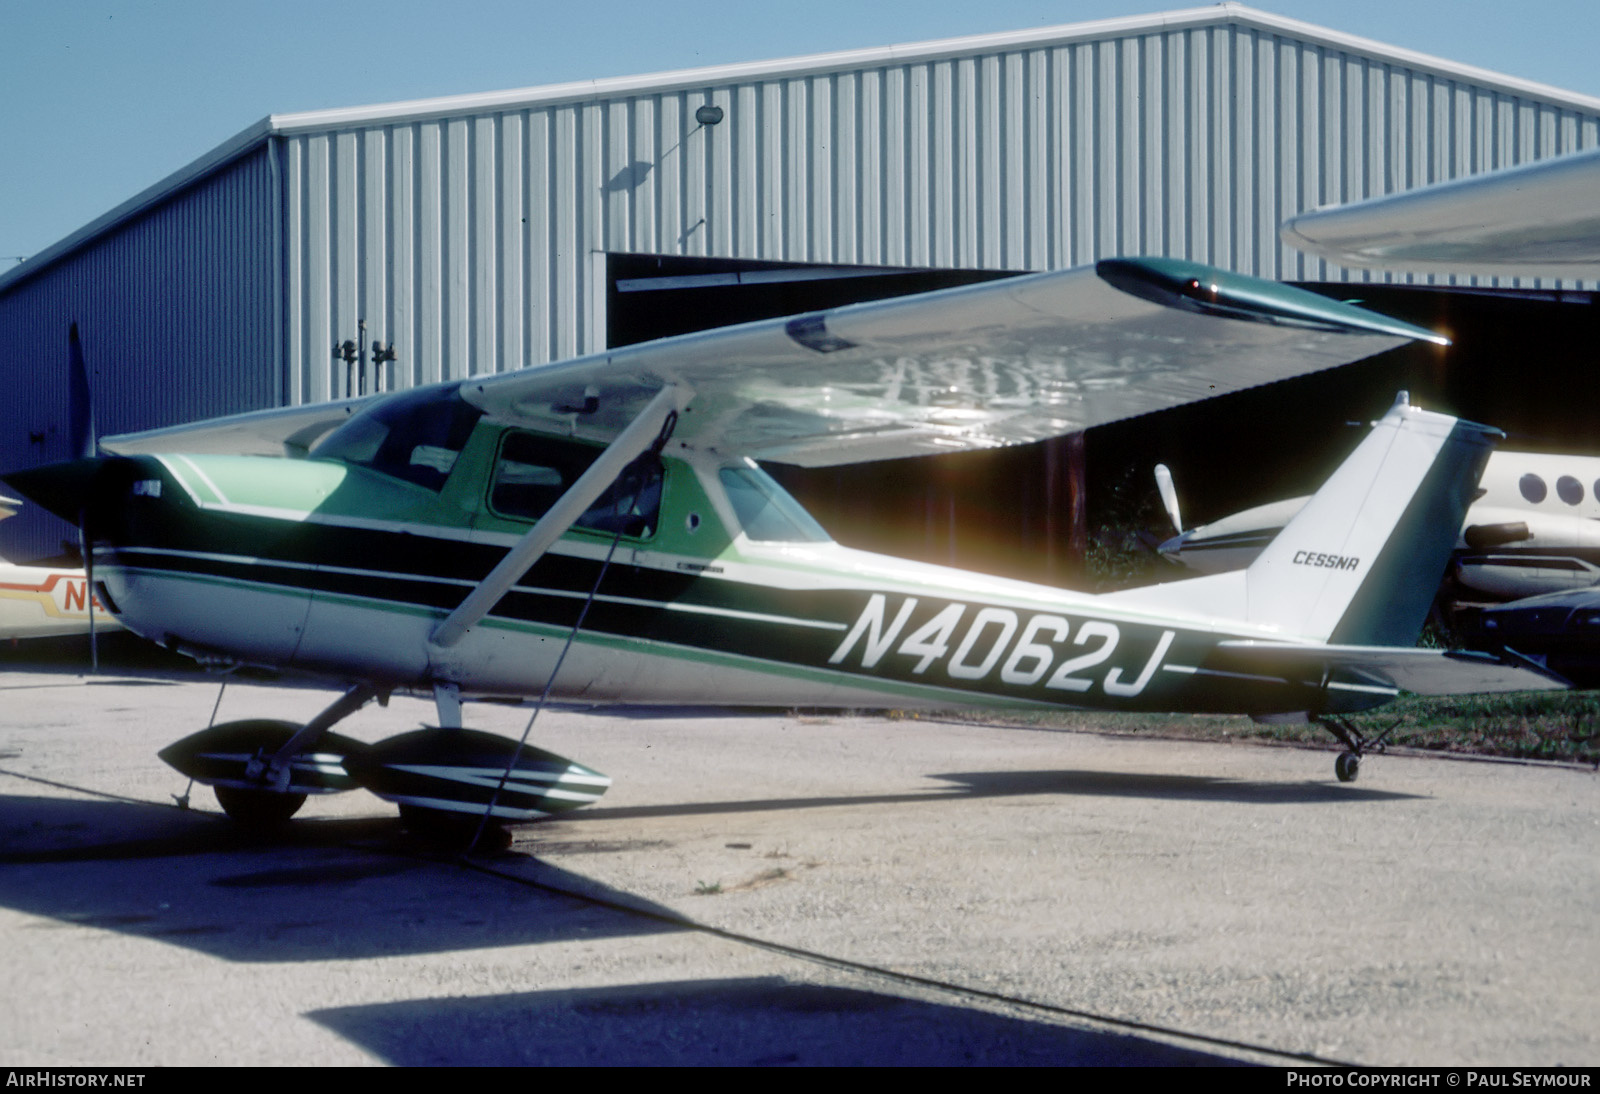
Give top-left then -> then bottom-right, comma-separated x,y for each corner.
1217,640 -> 1568,695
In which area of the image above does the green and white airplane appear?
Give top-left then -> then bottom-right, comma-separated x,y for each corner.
4,258 -> 1564,829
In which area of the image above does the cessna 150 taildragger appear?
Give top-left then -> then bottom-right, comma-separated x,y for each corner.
4,258 -> 1565,829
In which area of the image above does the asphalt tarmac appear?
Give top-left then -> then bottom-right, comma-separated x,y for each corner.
0,664 -> 1594,1066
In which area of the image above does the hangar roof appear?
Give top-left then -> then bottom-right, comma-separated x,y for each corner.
7,2 -> 1600,295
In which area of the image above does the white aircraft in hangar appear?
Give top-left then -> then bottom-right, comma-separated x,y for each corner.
1280,146 -> 1600,281
3,257 -> 1565,836
1154,450 -> 1600,602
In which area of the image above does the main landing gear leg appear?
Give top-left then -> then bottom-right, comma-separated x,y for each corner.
432,682 -> 463,730
245,684 -> 382,790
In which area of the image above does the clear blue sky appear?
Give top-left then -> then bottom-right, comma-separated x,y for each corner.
4,0 -> 1599,265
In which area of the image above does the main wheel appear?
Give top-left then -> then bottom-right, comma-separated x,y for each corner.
214,785 -> 307,826
1335,751 -> 1361,783
399,805 -> 512,852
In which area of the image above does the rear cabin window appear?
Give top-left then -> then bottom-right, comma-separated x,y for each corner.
490,432 -> 663,538
718,464 -> 831,543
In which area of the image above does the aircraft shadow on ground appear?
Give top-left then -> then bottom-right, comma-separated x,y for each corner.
572,767 -> 1421,822
0,764 -> 1416,963
308,975 -> 1254,1066
0,793 -> 682,963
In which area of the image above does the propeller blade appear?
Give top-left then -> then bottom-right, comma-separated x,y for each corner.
1154,463 -> 1183,535
69,322 -> 99,670
81,516 -> 97,674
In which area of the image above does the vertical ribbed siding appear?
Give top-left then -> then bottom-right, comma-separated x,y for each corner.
0,149 -> 276,558
278,23 -> 1600,390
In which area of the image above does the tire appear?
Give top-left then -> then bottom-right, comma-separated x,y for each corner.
399,804 -> 511,852
214,785 -> 307,826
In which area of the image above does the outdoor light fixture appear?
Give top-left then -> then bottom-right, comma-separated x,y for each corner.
695,104 -> 724,126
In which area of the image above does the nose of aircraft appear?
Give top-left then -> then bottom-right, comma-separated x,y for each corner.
2,457 -> 114,526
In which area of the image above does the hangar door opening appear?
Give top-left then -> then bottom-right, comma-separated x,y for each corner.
605,253 -> 1014,346
604,254 -> 1090,586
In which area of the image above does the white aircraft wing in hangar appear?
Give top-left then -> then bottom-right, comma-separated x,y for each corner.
1280,147 -> 1600,279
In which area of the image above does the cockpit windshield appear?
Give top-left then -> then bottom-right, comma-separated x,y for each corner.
316,384 -> 484,492
719,462 -> 832,543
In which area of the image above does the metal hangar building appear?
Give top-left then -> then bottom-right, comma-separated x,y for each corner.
4,3 -> 1599,565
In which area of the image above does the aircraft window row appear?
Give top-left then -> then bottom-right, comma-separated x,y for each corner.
490,431 -> 662,538
1518,472 -> 1596,507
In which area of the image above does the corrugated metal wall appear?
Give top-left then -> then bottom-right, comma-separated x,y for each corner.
276,18 -> 1600,395
0,149 -> 277,557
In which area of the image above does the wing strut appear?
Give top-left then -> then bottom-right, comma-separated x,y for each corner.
428,383 -> 690,651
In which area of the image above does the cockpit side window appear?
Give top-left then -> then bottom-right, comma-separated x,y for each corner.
316,385 -> 483,492
490,431 -> 663,538
718,463 -> 832,543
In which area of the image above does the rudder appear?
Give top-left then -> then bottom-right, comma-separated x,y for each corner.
1244,392 -> 1497,644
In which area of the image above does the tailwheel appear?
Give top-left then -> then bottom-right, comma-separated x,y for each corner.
1317,714 -> 1401,783
214,785 -> 308,827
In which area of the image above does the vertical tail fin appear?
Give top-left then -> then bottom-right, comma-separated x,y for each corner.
1245,392 -> 1497,644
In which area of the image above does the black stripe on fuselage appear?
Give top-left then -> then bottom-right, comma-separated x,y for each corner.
103,503 -> 1384,715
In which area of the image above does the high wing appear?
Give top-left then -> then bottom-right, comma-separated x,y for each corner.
98,257 -> 1443,467
464,257 -> 1443,467
1280,148 -> 1600,279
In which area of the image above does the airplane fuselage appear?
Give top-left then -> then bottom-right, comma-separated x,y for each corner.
2,262 -> 1544,817
85,437 -> 1387,719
